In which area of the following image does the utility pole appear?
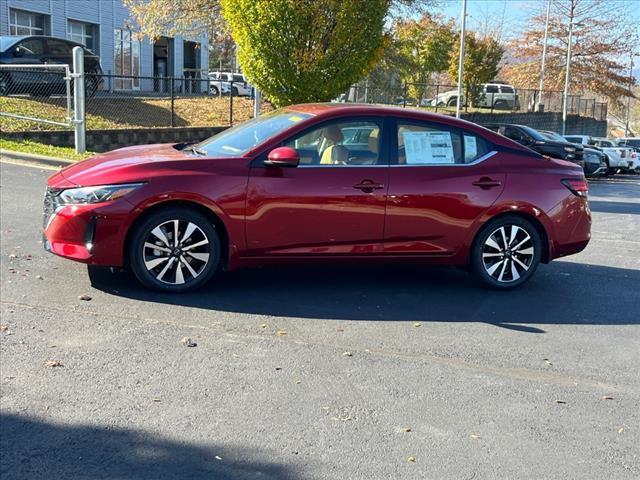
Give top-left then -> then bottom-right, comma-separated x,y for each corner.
456,0 -> 467,119
625,52 -> 634,137
561,1 -> 575,136
537,0 -> 552,112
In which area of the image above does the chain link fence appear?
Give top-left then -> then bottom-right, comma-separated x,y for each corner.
1,70 -> 270,133
338,81 -> 608,121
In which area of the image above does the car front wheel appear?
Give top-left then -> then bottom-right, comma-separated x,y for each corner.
471,216 -> 542,289
129,208 -> 221,292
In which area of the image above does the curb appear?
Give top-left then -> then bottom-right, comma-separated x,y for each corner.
0,149 -> 77,168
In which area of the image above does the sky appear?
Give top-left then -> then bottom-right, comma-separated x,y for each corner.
436,0 -> 640,79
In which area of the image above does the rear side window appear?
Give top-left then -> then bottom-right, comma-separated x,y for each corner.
500,86 -> 515,93
396,121 -> 490,165
47,39 -> 73,55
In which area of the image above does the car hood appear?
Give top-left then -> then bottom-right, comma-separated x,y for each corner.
49,143 -> 198,187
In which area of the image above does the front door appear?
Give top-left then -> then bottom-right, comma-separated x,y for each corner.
384,118 -> 505,255
245,117 -> 388,256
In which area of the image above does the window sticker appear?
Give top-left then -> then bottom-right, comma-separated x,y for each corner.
464,135 -> 478,160
403,131 -> 454,164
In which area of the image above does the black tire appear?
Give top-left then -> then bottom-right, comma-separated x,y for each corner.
129,207 -> 221,292
471,215 -> 542,290
493,99 -> 508,110
210,85 -> 219,96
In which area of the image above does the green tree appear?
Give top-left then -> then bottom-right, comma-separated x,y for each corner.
391,14 -> 455,102
448,33 -> 504,107
220,0 -> 387,106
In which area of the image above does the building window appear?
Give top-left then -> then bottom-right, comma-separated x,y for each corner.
68,20 -> 97,52
114,29 -> 140,90
9,9 -> 49,35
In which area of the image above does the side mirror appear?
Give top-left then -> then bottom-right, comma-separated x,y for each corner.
264,147 -> 299,168
13,47 -> 24,57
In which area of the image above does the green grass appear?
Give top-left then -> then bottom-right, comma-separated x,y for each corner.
0,95 -> 261,132
0,138 -> 94,160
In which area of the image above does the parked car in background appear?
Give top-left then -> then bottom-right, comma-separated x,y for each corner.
539,131 -> 605,177
208,71 -> 253,97
563,135 -> 627,175
42,104 -> 591,292
0,35 -> 102,96
431,83 -> 519,110
593,138 -> 635,173
484,124 -> 583,162
616,137 -> 640,152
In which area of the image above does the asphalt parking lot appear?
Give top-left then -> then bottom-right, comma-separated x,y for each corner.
1,161 -> 639,479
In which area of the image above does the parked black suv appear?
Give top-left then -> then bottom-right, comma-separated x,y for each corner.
483,123 -> 583,163
0,36 -> 102,96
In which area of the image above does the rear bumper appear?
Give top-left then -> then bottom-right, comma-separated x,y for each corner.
548,196 -> 591,260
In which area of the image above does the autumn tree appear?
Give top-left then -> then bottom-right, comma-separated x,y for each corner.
501,0 -> 638,107
448,33 -> 504,106
389,14 -> 455,102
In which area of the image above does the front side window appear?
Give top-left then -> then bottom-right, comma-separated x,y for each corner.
485,85 -> 499,93
9,9 -> 48,36
197,110 -> 312,157
396,121 -> 489,165
285,119 -> 382,166
114,28 -> 140,90
67,20 -> 96,52
47,39 -> 74,56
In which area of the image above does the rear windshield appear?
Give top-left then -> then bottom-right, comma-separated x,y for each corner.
196,110 -> 311,157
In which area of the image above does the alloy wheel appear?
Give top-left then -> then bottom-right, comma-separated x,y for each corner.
142,219 -> 211,285
481,225 -> 535,283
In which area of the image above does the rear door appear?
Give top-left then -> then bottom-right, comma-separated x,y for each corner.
383,117 -> 505,255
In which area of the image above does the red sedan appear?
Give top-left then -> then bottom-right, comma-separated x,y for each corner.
43,104 -> 591,292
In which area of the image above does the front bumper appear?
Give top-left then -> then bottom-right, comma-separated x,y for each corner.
42,188 -> 130,266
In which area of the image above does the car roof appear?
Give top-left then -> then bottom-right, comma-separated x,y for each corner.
0,35 -> 87,51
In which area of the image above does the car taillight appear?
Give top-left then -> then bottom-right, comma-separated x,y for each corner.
561,178 -> 588,198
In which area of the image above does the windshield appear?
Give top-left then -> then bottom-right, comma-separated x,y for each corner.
519,125 -> 547,141
196,110 -> 312,157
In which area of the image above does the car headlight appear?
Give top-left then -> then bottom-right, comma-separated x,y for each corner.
57,183 -> 144,205
564,146 -> 576,152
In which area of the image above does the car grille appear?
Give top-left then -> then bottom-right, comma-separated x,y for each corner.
42,187 -> 60,229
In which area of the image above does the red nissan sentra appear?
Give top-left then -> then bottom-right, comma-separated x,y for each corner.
43,104 -> 591,292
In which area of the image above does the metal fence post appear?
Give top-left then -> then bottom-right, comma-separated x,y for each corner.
435,84 -> 440,112
72,46 -> 86,154
253,88 -> 261,118
229,81 -> 234,126
403,81 -> 408,108
170,77 -> 175,127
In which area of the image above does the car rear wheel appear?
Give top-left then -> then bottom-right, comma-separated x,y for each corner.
471,216 -> 541,289
446,97 -> 458,107
129,208 -> 221,292
210,85 -> 219,95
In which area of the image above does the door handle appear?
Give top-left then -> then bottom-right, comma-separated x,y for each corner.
472,177 -> 502,189
353,180 -> 384,193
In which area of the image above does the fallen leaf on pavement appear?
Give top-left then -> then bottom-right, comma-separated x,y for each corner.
0,325 -> 8,332
602,395 -> 614,400
214,455 -> 222,461
36,275 -> 43,280
543,358 -> 553,366
407,456 -> 416,463
45,360 -> 63,368
152,398 -> 161,402
260,323 -> 268,329
618,427 -> 624,434
181,337 -> 197,347
402,427 -> 412,432
276,330 -> 287,336
78,294 -> 92,301
413,322 -> 421,327
342,351 -> 352,357
336,327 -> 344,332
470,433 -> 480,439
555,400 -> 567,404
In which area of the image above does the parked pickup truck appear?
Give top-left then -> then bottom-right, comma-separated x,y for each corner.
563,135 -> 631,175
431,83 -> 520,110
208,71 -> 253,97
